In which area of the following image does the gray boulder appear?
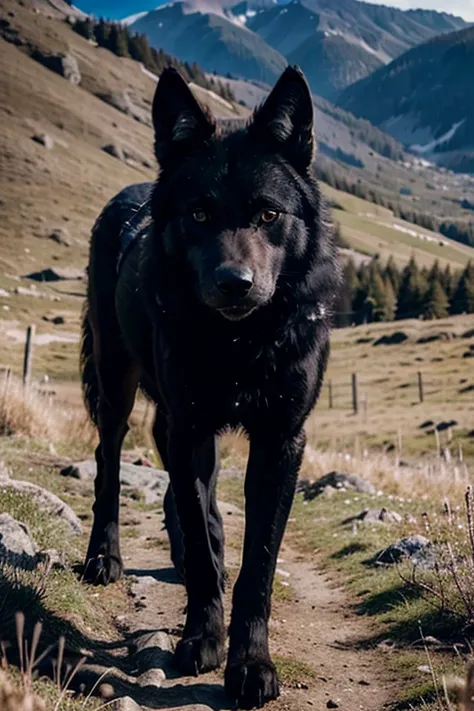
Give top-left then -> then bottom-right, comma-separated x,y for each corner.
97,90 -> 152,127
101,143 -> 154,169
345,508 -> 402,525
34,51 -> 81,84
61,460 -> 169,504
110,699 -> 141,711
376,535 -> 434,569
373,331 -> 408,346
298,472 -> 376,500
0,469 -> 82,535
102,143 -> 125,162
49,228 -> 71,247
24,267 -> 84,282
32,133 -> 54,149
0,514 -> 38,570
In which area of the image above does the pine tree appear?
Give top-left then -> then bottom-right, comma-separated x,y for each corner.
353,262 -> 370,323
74,17 -> 94,39
383,277 -> 397,321
128,33 -> 145,62
384,255 -> 401,294
367,272 -> 390,322
428,259 -> 441,286
337,258 -> 359,327
423,278 -> 449,319
397,256 -> 426,319
441,264 -> 456,300
451,261 -> 474,314
108,24 -> 129,57
94,19 -> 112,49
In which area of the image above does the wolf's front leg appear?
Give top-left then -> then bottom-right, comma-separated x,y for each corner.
167,429 -> 226,675
225,430 -> 305,709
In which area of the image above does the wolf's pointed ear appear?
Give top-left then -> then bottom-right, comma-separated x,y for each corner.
152,68 -> 215,164
249,66 -> 314,172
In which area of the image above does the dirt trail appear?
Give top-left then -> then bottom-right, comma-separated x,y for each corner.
94,490 -> 398,711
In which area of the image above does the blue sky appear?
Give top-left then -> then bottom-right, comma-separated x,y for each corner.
75,0 -> 474,21
368,0 -> 474,20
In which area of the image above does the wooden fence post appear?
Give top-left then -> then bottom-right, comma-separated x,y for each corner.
328,380 -> 333,410
352,373 -> 358,414
417,371 -> 424,403
23,325 -> 35,387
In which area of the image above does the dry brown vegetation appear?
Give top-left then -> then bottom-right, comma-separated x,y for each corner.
0,372 -> 95,447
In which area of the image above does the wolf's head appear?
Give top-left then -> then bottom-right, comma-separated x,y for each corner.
151,66 -> 322,321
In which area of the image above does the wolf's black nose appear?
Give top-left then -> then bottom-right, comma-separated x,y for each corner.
214,267 -> 254,298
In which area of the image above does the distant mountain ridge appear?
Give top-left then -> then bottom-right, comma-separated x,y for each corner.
337,25 -> 474,173
112,0 -> 468,98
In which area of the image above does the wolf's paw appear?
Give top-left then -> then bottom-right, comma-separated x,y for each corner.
174,635 -> 225,676
225,659 -> 279,709
82,553 -> 123,586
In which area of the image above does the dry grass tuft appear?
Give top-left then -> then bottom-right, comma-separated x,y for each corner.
0,671 -> 45,711
444,662 -> 474,710
302,443 -> 470,500
0,374 -> 95,448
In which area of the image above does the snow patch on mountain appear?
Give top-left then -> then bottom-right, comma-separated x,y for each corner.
121,10 -> 149,25
410,119 -> 466,155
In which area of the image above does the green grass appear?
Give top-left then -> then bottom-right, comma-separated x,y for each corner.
274,655 -> 316,688
285,488 -> 472,710
0,490 -> 72,551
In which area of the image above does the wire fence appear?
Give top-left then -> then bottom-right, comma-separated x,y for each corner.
318,370 -> 474,414
3,326 -> 473,418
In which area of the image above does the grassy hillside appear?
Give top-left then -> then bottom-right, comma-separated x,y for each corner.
0,0 -> 245,322
325,186 -> 474,270
307,313 -> 474,464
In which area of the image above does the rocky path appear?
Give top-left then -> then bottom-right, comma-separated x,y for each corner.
92,485 -> 398,711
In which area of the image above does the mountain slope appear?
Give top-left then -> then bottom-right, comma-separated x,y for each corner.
126,0 -> 467,98
286,30 -> 383,101
338,25 -> 474,173
129,2 -> 287,83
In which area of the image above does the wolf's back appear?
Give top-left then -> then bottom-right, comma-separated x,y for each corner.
81,182 -> 154,424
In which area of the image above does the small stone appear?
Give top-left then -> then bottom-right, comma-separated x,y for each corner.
376,535 -> 434,569
137,668 -> 166,688
32,134 -> 54,149
298,472 -> 375,500
358,679 -> 370,685
327,701 -> 339,709
110,697 -> 141,711
0,469 -> 82,535
345,508 -> 402,526
131,630 -> 173,671
39,548 -> 67,569
0,514 -> 38,569
48,228 -> 71,247
377,638 -> 396,650
418,665 -> 431,674
98,683 -> 115,699
423,636 -> 442,646
34,52 -> 81,84
60,460 -> 169,503
102,143 -> 125,162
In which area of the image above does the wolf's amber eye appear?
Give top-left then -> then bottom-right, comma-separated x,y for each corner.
260,209 -> 279,224
192,209 -> 207,223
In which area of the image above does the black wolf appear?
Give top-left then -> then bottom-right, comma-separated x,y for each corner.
81,65 -> 340,708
